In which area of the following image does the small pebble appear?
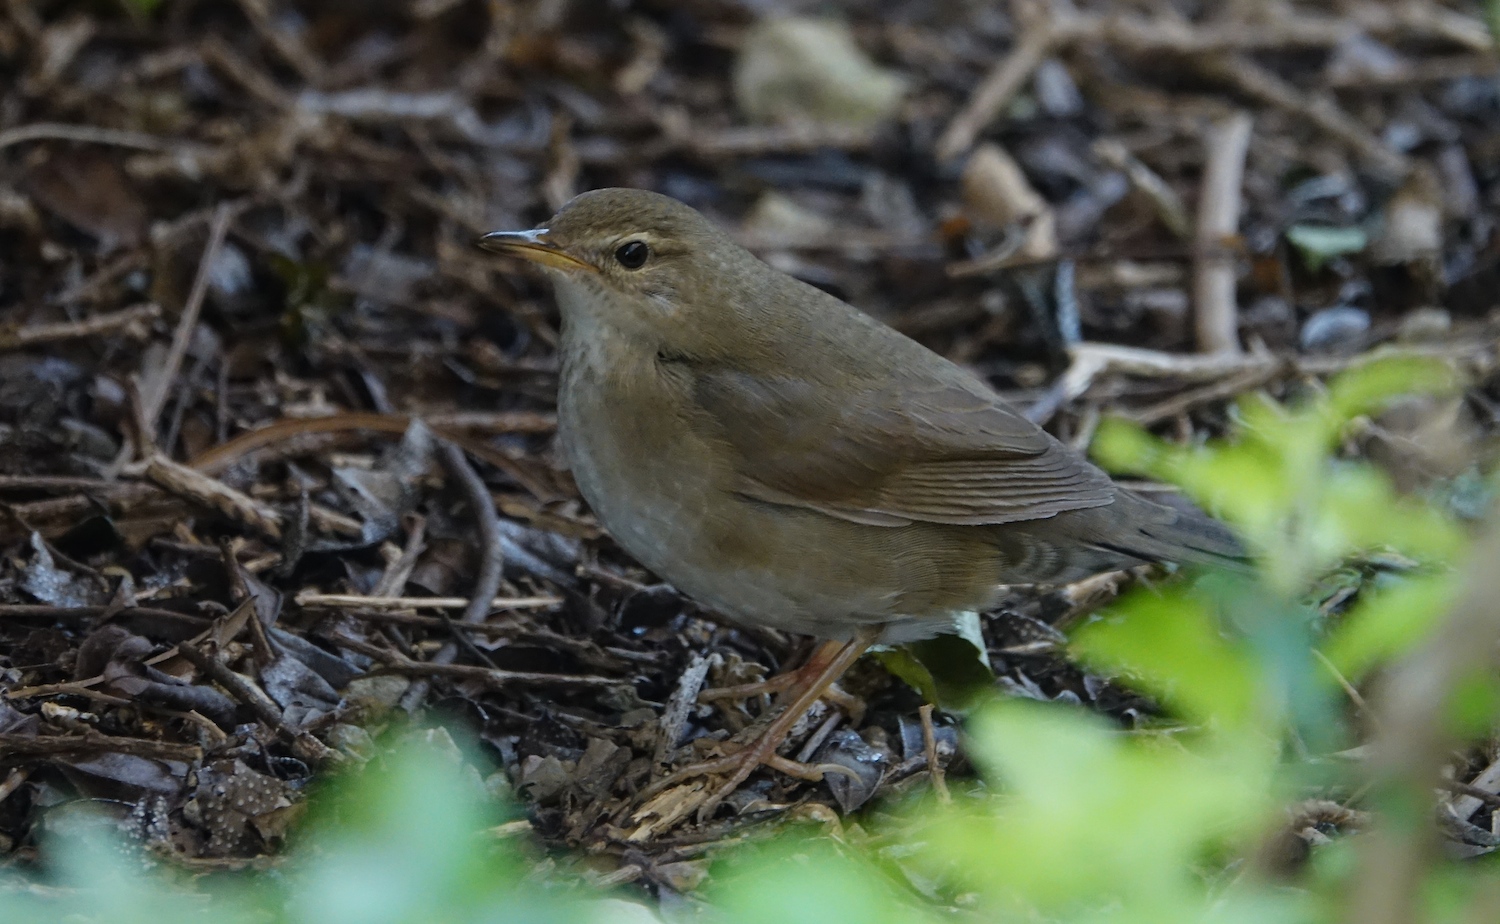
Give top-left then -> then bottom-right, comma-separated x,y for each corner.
1033,58 -> 1083,117
1300,306 -> 1370,353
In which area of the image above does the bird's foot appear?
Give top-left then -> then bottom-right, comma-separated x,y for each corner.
639,628 -> 880,823
644,730 -> 862,818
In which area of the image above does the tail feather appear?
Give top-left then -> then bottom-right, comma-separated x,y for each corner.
1090,489 -> 1247,571
999,489 -> 1247,585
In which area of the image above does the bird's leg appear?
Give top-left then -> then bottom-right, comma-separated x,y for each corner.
644,626 -> 881,821
697,637 -> 845,707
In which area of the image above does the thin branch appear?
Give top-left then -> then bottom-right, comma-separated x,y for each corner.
294,592 -> 559,612
173,641 -> 336,765
186,410 -> 556,474
1201,55 -> 1409,179
144,453 -> 284,540
1193,112 -> 1252,355
936,23 -> 1058,164
400,440 -> 510,711
0,731 -> 201,763
0,122 -> 202,153
0,303 -> 160,351
139,202 -> 234,432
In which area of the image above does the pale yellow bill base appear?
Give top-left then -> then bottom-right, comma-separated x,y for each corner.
477,229 -> 595,272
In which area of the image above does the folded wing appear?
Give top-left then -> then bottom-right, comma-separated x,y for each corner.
686,366 -> 1119,527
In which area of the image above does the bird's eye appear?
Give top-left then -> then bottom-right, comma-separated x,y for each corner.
614,240 -> 649,269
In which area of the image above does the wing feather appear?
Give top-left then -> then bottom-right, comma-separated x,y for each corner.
685,365 -> 1117,527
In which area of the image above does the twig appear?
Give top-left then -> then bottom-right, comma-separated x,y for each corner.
294,592 -> 559,611
685,122 -> 878,158
0,475 -> 148,492
1439,778 -> 1500,813
1312,648 -> 1377,730
0,731 -> 201,763
0,303 -> 160,351
1201,55 -> 1409,180
334,633 -> 617,689
231,0 -> 326,85
1094,139 -> 1191,239
1124,366 -> 1278,425
936,23 -> 1059,164
372,659 -> 622,689
0,122 -> 204,153
0,603 -> 208,631
1445,757 -> 1500,822
441,441 -> 508,629
139,202 -> 234,433
400,441 -> 509,712
1048,338 -> 1494,408
1193,112 -> 1252,355
173,641 -> 336,765
373,516 -> 427,597
1046,7 -> 1492,55
919,703 -> 951,804
186,410 -> 556,474
144,453 -> 284,540
0,768 -> 30,805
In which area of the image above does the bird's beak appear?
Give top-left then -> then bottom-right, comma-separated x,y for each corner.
477,228 -> 595,272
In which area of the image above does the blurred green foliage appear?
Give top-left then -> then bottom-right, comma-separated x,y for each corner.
2,355 -> 1495,922
1285,224 -> 1369,272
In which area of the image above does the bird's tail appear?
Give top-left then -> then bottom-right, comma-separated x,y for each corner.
1085,489 -> 1248,572
1002,490 -> 1248,586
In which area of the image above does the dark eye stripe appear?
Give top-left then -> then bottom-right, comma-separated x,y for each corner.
615,240 -> 649,269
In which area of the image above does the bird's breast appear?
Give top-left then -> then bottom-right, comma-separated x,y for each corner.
557,337 -> 729,573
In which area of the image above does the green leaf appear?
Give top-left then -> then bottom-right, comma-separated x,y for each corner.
1073,584 -> 1258,729
920,701 -> 1277,914
1286,224 -> 1367,271
1325,356 -> 1458,428
878,612 -> 994,712
713,836 -> 939,924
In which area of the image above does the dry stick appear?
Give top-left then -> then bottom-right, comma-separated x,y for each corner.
126,372 -> 285,540
0,768 -> 30,805
1348,509 -> 1500,924
0,603 -> 208,630
186,410 -> 556,474
0,303 -> 160,351
1446,757 -> 1500,824
1054,7 -> 1492,55
398,441 -> 508,712
1094,140 -> 1191,239
1193,112 -> 1252,356
0,474 -> 149,492
919,703 -> 951,804
0,122 -> 199,153
172,641 -> 336,765
144,453 -> 284,540
0,731 -> 201,763
296,592 -> 558,611
936,22 -> 1059,164
139,202 -> 234,432
1202,55 -> 1410,180
334,633 -> 614,689
232,0 -> 326,85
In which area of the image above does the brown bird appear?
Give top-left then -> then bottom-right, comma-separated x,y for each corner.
479,188 -> 1240,812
